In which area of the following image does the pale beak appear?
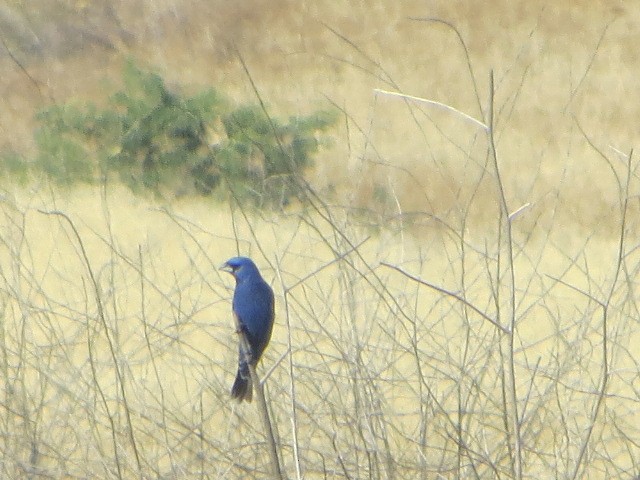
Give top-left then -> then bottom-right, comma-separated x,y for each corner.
220,262 -> 233,274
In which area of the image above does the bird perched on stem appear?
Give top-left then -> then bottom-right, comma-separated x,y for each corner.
221,256 -> 275,402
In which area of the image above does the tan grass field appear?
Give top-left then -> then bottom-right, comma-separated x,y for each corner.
1,1 -> 639,478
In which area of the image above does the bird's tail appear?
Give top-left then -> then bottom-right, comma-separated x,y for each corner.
231,362 -> 252,402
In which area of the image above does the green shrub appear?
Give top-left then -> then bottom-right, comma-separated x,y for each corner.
13,61 -> 336,206
219,105 -> 336,204
0,151 -> 29,185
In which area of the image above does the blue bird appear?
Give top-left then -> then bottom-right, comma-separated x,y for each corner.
221,256 -> 275,402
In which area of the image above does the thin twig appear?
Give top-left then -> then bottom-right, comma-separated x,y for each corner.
408,17 -> 484,118
373,88 -> 488,131
568,149 -> 632,479
38,209 -> 143,478
274,258 -> 303,480
379,261 -> 508,334
486,71 -> 522,480
234,322 -> 283,480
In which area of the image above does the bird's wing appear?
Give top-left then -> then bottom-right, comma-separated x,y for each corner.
232,280 -> 274,359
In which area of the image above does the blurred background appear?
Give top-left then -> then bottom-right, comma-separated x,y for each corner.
0,1 -> 638,478
0,0 -> 636,229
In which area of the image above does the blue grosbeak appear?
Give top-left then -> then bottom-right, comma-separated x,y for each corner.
221,256 -> 275,402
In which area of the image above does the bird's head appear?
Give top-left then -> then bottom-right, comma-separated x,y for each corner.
220,256 -> 260,283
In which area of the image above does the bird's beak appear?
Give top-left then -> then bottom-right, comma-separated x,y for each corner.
219,262 -> 233,274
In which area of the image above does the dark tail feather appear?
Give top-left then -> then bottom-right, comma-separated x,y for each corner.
231,364 -> 253,402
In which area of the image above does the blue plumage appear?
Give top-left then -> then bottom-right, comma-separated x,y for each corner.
221,256 -> 274,402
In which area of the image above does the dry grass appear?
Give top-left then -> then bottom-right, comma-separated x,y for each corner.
0,0 -> 637,231
1,171 -> 639,478
0,1 -> 639,478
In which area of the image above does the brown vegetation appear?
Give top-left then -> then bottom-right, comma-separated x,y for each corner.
0,1 -> 638,478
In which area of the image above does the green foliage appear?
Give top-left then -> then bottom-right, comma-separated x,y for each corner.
218,106 -> 336,204
11,61 -> 336,206
0,151 -> 29,185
